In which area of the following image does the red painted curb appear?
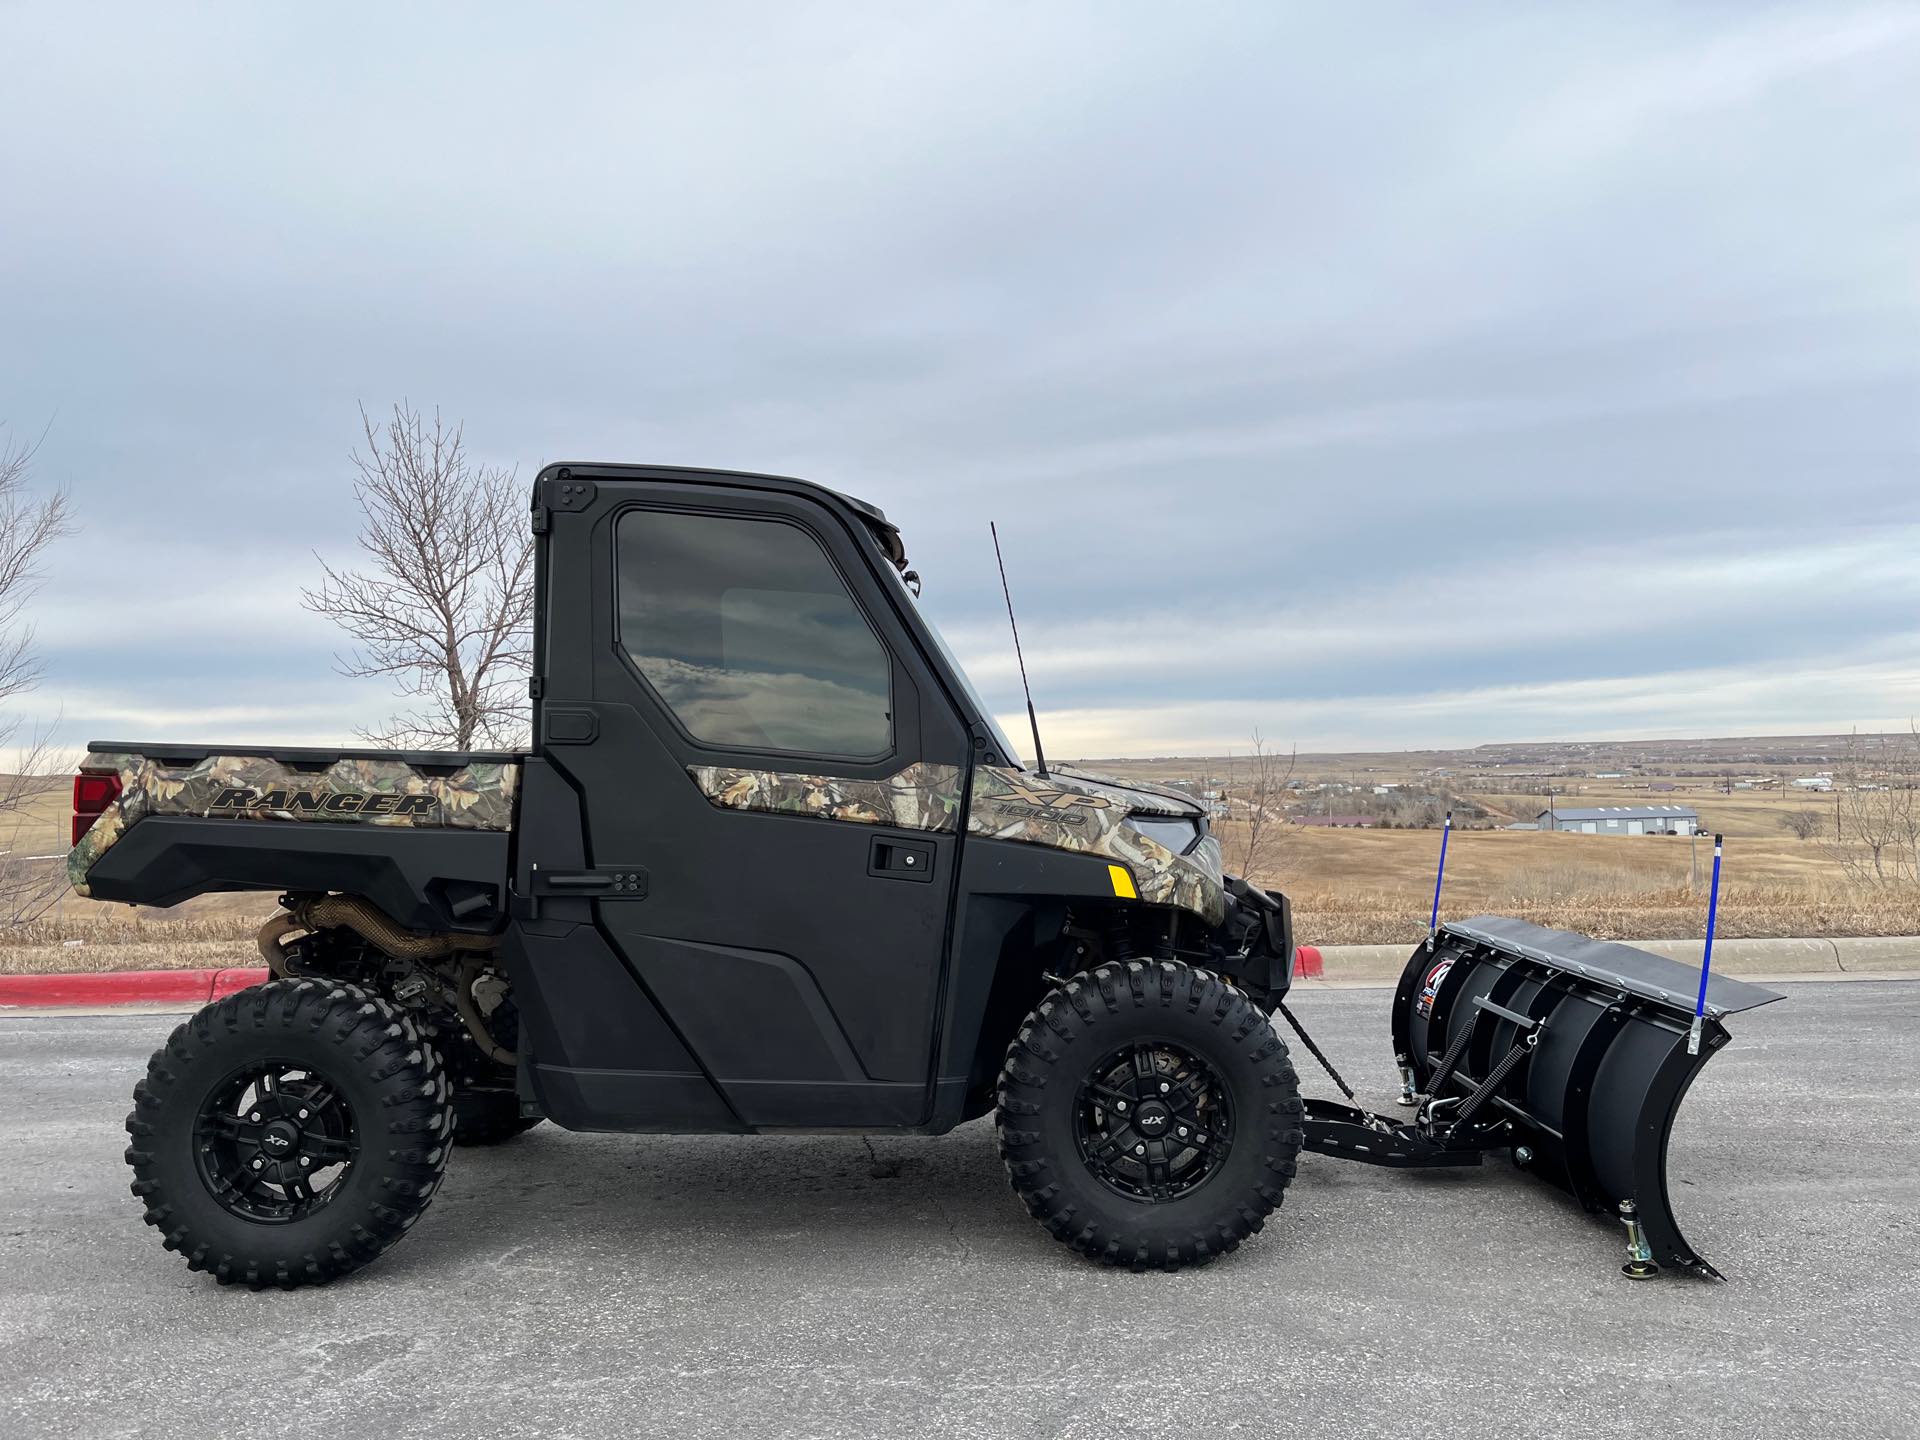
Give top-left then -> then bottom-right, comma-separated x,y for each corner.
0,967 -> 269,1009
13,953 -> 1321,1007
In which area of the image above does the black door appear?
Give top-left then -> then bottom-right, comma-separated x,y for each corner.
534,470 -> 970,1129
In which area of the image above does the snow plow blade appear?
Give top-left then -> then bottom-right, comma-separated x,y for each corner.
1390,916 -> 1784,1278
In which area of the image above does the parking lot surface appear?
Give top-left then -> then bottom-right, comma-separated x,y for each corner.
3,981 -> 1916,1439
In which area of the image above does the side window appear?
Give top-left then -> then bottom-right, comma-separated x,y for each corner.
616,509 -> 893,757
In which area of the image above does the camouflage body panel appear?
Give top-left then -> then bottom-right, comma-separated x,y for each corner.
685,760 -> 1224,925
68,751 -> 519,896
966,766 -> 1226,926
1044,765 -> 1205,819
688,763 -> 963,831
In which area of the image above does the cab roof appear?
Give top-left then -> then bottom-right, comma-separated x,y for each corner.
536,462 -> 906,568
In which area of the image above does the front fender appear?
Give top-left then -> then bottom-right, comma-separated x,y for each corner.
967,767 -> 1226,926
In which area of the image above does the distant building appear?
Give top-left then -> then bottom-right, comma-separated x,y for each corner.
1647,782 -> 1677,792
1537,805 -> 1699,836
1791,775 -> 1833,791
1296,814 -> 1375,828
1592,772 -> 1624,779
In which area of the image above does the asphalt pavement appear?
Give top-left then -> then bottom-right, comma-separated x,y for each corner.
2,982 -> 1916,1440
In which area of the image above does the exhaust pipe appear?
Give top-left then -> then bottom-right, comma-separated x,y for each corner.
255,896 -> 511,1065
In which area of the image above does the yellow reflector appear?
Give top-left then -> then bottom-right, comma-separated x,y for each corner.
1107,864 -> 1138,900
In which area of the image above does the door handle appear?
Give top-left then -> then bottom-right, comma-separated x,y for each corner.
868,836 -> 935,883
532,866 -> 648,896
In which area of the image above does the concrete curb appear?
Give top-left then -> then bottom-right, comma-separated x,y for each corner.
0,967 -> 267,1010
1306,935 -> 1920,985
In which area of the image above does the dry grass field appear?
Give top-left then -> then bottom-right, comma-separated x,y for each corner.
1230,824 -> 1918,946
2,784 -> 277,974
4,742 -> 1916,975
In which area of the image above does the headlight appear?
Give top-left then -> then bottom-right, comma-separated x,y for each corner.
1127,815 -> 1200,855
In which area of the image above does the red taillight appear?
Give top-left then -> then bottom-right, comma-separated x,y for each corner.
72,770 -> 122,846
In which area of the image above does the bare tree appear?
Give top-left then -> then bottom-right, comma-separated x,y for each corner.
0,424 -> 74,926
1221,726 -> 1296,882
1823,726 -> 1920,888
1780,809 -> 1823,841
304,404 -> 533,750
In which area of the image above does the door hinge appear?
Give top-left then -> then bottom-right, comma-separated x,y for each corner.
528,676 -> 545,700
532,474 -> 595,532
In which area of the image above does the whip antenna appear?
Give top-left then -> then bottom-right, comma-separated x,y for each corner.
990,521 -> 1048,779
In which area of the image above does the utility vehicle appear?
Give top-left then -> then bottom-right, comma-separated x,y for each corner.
72,465 -> 1776,1289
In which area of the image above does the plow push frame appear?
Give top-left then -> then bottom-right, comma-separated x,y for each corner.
1276,828 -> 1784,1281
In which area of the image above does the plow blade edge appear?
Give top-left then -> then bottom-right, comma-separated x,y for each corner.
1391,916 -> 1783,1277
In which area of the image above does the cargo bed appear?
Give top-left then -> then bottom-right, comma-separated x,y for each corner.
69,741 -> 521,932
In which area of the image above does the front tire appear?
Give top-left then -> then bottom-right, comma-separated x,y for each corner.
124,979 -> 454,1289
996,960 -> 1304,1271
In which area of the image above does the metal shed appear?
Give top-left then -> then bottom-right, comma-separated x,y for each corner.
1535,804 -> 1699,836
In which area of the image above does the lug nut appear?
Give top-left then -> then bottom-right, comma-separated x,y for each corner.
249,1112 -> 261,1123
1159,1081 -> 1170,1093
1116,1101 -> 1127,1111
1177,1127 -> 1189,1138
251,1159 -> 264,1171
300,1157 -> 311,1167
298,1109 -> 309,1120
1134,1144 -> 1146,1155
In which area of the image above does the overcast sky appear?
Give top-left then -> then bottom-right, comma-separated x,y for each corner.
3,3 -> 1916,759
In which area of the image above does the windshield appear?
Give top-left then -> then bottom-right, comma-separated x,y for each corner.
875,557 -> 1026,769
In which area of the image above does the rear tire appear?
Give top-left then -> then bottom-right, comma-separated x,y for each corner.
452,1088 -> 543,1146
124,979 -> 454,1289
997,960 -> 1303,1271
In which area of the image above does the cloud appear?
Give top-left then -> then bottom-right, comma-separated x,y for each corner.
1,4 -> 1915,756
1024,640 -> 1920,759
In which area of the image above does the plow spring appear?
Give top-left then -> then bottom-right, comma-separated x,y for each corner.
1287,916 -> 1782,1280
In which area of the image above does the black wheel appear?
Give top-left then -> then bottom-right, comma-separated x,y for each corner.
124,979 -> 453,1289
997,960 -> 1304,1271
452,1088 -> 542,1146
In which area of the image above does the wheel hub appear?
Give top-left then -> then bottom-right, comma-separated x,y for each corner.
1131,1100 -> 1173,1136
1073,1040 -> 1234,1203
193,1064 -> 359,1223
